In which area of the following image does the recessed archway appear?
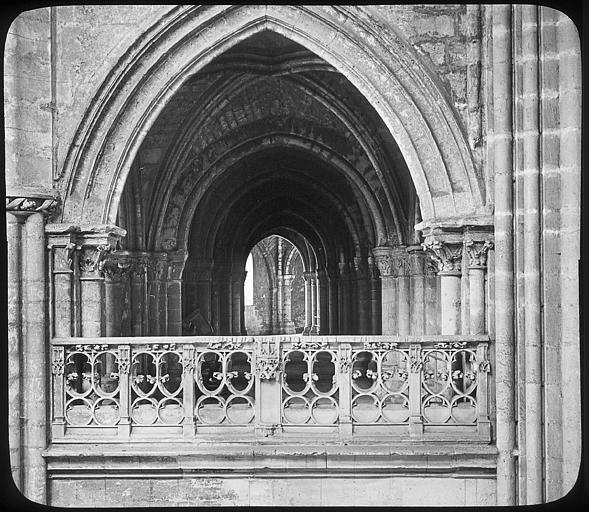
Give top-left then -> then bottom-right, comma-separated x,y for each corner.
59,5 -> 486,229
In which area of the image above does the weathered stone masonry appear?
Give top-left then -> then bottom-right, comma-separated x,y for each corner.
4,4 -> 581,507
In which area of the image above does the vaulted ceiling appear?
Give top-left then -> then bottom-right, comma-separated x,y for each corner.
117,30 -> 419,271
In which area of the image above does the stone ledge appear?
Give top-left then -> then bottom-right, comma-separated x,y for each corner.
44,442 -> 497,478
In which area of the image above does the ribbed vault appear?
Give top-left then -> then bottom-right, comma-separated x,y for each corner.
113,26 -> 454,334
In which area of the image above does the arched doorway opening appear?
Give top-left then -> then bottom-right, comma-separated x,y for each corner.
244,235 -> 305,336
113,29 -> 430,336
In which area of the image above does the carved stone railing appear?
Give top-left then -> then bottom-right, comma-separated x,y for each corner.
50,335 -> 491,442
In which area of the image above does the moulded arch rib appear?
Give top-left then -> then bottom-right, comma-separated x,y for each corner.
59,4 -> 484,229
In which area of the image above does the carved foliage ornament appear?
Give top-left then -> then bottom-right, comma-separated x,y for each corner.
52,347 -> 65,376
79,245 -> 113,274
101,255 -> 133,280
118,347 -> 130,375
292,340 -> 328,350
409,345 -> 422,373
256,357 -> 281,380
422,239 -> 462,274
363,341 -> 398,351
478,360 -> 491,373
465,238 -> 494,268
395,255 -> 411,276
339,356 -> 352,373
376,255 -> 394,277
208,340 -> 243,350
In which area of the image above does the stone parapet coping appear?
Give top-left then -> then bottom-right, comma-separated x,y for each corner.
44,442 -> 497,478
50,334 -> 492,345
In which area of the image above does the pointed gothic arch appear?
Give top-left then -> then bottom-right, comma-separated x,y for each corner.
59,4 -> 486,228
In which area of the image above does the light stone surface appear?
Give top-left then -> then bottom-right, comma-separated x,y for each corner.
50,475 -> 497,507
4,4 -> 581,508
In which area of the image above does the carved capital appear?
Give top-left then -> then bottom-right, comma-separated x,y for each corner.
79,244 -> 112,274
283,273 -> 296,287
465,238 -> 494,268
367,255 -> 379,280
372,246 -> 394,277
422,238 -> 463,275
101,253 -> 134,281
143,254 -> 169,281
353,257 -> 369,279
406,245 -> 426,276
392,248 -> 411,277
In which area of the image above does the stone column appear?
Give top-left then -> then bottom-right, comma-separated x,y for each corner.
424,258 -> 439,335
231,270 -> 246,335
276,275 -> 284,332
211,277 -> 221,335
101,253 -> 133,337
327,267 -> 339,335
46,224 -> 79,338
195,259 -> 213,330
145,253 -> 168,336
372,246 -> 396,335
317,270 -> 330,334
311,271 -> 320,334
77,227 -> 126,337
282,274 -> 296,334
394,248 -> 411,336
407,246 -> 426,335
493,5 -> 517,504
465,236 -> 494,335
303,271 -> 313,335
167,251 -> 186,335
423,234 -> 463,335
368,256 -> 381,335
354,257 -> 370,334
558,8 -> 582,495
6,190 -> 59,503
338,263 -> 352,334
216,266 -> 232,335
23,213 -> 48,502
124,252 -> 148,336
6,213 -> 23,491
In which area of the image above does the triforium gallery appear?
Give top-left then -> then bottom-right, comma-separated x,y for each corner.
4,4 -> 581,507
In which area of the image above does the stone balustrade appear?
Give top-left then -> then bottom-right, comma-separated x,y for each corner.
50,335 -> 491,442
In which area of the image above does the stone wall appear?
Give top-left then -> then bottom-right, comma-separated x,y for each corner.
5,5 -> 484,205
50,475 -> 496,507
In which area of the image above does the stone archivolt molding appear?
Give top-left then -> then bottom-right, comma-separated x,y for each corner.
59,5 -> 482,229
